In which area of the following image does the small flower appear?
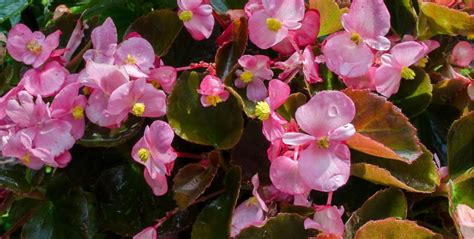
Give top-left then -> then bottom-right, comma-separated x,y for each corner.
197,75 -> 229,107
21,61 -> 69,97
177,0 -> 215,40
148,66 -> 177,94
114,37 -> 155,78
235,55 -> 273,102
83,17 -> 117,64
304,205 -> 345,237
276,46 -> 322,83
450,41 -> 474,68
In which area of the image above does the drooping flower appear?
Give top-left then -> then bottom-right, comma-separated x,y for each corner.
177,0 -> 215,41
21,61 -> 69,97
131,120 -> 176,189
455,204 -> 474,239
282,91 -> 356,192
197,75 -> 230,107
114,37 -> 155,78
6,24 -> 61,68
276,46 -> 322,83
375,41 -> 428,97
304,205 -> 345,237
62,19 -> 86,63
133,226 -> 157,239
235,55 -> 273,102
83,17 -> 117,64
450,41 -> 474,67
255,80 -> 290,141
148,66 -> 177,94
144,168 -> 169,197
248,0 -> 305,49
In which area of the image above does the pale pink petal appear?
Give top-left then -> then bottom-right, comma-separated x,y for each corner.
455,204 -> 474,239
143,168 -> 168,196
148,66 -> 177,93
34,120 -> 75,158
329,124 -> 356,141
63,19 -> 85,63
264,0 -> 305,24
268,80 -> 290,110
33,30 -> 61,68
302,46 -> 321,83
364,35 -> 391,51
91,17 -> 117,51
177,0 -> 203,10
451,41 -> 474,67
23,61 -> 68,97
6,24 -> 33,62
468,82 -> 474,101
305,205 -> 345,236
182,5 -> 215,40
115,37 -> 155,75
251,174 -> 268,212
270,156 -> 310,194
249,10 -> 289,49
230,199 -> 265,237
138,84 -> 167,118
374,64 -> 402,97
133,226 -> 157,239
247,79 -> 267,102
84,62 -> 129,94
262,113 -> 286,141
145,120 -> 176,157
391,41 -> 428,67
342,66 -> 376,90
107,81 -> 135,116
282,132 -> 316,146
85,90 -> 126,127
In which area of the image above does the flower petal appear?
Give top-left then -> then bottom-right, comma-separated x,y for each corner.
270,156 -> 310,194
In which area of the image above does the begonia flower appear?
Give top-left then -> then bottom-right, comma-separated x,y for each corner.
304,205 -> 345,237
270,155 -> 310,195
114,37 -> 155,78
450,41 -> 474,67
235,55 -> 273,102
197,75 -> 229,107
21,61 -> 69,97
144,168 -> 169,197
177,0 -> 215,40
276,46 -> 322,83
83,17 -> 117,64
148,66 -> 177,94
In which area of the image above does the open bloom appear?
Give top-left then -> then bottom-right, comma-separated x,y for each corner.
6,24 -> 60,68
375,41 -> 428,97
455,204 -> 474,238
450,41 -> 474,67
304,205 -> 345,237
248,0 -> 305,49
235,55 -> 273,102
21,61 -> 69,97
114,37 -> 155,78
255,80 -> 290,141
148,66 -> 177,94
283,91 -> 356,192
276,46 -> 321,83
197,75 -> 229,107
83,17 -> 117,64
177,0 -> 215,40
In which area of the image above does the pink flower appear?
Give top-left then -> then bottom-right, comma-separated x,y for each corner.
5,91 -> 49,128
114,37 -> 155,78
133,226 -> 157,239
83,18 -> 117,64
107,78 -> 167,123
21,61 -> 69,97
375,41 -> 428,97
248,0 -> 305,49
276,46 -> 321,84
282,91 -> 356,192
341,66 -> 376,90
255,80 -> 290,141
244,0 -> 263,16
197,75 -> 230,107
270,155 -> 310,195
235,55 -> 273,102
6,24 -> 60,68
62,19 -> 86,63
144,168 -> 169,196
304,205 -> 345,237
455,204 -> 474,239
131,120 -> 176,192
450,41 -> 474,67
177,0 -> 215,41
147,66 -> 177,94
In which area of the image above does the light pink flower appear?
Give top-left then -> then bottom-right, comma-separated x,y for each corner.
62,19 -> 85,63
83,17 -> 117,64
455,204 -> 474,239
304,205 -> 345,237
270,155 -> 310,195
282,91 -> 356,192
133,226 -> 157,239
144,168 -> 169,196
244,0 -> 263,16
450,41 -> 474,67
114,37 -> 155,78
197,75 -> 230,107
6,24 -> 61,68
276,46 -> 321,84
342,66 -> 376,90
177,0 -> 215,40
22,61 -> 68,97
148,66 -> 177,94
6,91 -> 49,128
235,55 -> 273,102
375,41 -> 428,97
131,120 -> 176,189
248,0 -> 305,49
255,80 -> 290,141
0,86 -> 24,120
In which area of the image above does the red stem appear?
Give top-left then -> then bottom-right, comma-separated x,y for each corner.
176,152 -> 204,159
326,191 -> 333,206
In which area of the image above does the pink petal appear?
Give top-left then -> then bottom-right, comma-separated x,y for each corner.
374,64 -> 402,97
34,120 -> 75,158
85,90 -> 126,127
247,79 -> 268,102
182,5 -> 215,40
23,61 -> 68,97
305,205 -> 345,235
302,45 -> 321,83
177,0 -> 203,10
295,91 -> 355,137
342,66 -> 376,90
270,156 -> 310,194
133,226 -> 157,239
54,151 -> 72,168
262,113 -> 286,141
282,132 -> 316,146
230,199 -> 265,237
451,41 -> 474,67
91,17 -> 117,51
455,204 -> 474,239
107,81 -> 135,116
145,120 -> 176,160
251,174 -> 268,212
84,62 -> 129,94
329,124 -> 356,141
115,37 -> 155,74
6,24 -> 33,62
263,0 -> 305,24
62,19 -> 85,63
249,10 -> 289,49
294,10 -> 320,47
468,82 -> 474,101
138,83 -> 167,118
143,168 -> 168,196
33,30 -> 61,68
391,41 -> 428,67
148,66 -> 177,93
268,80 -> 290,110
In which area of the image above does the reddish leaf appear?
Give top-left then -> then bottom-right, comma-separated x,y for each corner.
354,218 -> 442,239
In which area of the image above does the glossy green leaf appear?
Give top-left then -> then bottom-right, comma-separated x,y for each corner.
277,93 -> 307,121
351,146 -> 440,193
78,117 -> 144,148
449,169 -> 474,208
127,9 -> 183,56
236,213 -> 314,239
0,0 -> 30,24
447,112 -> 474,179
384,0 -> 417,36
191,166 -> 241,238
391,67 -> 433,118
0,162 -> 36,193
345,188 -> 407,239
354,218 -> 442,239
309,0 -> 343,36
168,71 -> 244,149
417,2 -> 474,40
344,89 -> 423,162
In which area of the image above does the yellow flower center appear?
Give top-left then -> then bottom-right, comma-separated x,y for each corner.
22,154 -> 31,165
206,95 -> 223,107
150,79 -> 161,89
137,148 -> 150,162
317,137 -> 330,149
82,86 -> 91,96
126,54 -> 137,65
179,10 -> 193,22
71,106 -> 84,120
26,40 -> 42,54
350,32 -> 362,45
255,101 -> 271,121
417,57 -> 428,68
266,18 -> 282,32
240,71 -> 254,83
401,66 -> 416,80
132,103 -> 146,116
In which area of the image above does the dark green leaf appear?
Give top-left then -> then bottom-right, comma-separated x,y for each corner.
354,218 -> 442,239
0,0 -> 30,24
215,17 -> 248,79
447,112 -> 474,179
449,169 -> 474,208
384,0 -> 417,36
0,161 -> 36,193
210,0 -> 248,14
78,117 -> 144,148
236,213 -> 314,239
277,93 -> 307,121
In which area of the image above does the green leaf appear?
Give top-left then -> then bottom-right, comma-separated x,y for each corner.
173,160 -> 219,209
191,166 -> 241,238
277,93 -> 307,121
417,2 -> 474,40
384,0 -> 417,36
236,213 -> 314,239
279,204 -> 315,218
0,0 -> 30,24
345,188 -> 407,239
447,112 -> 474,179
309,0 -> 343,36
78,117 -> 144,148
168,71 -> 244,149
343,89 -> 423,162
391,67 -> 433,118
127,9 -> 183,56
211,0 -> 248,14
354,218 -> 442,239
0,162 -> 36,193
449,169 -> 474,208
351,146 -> 440,193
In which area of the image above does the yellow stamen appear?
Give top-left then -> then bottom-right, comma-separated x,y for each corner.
26,40 -> 42,54
401,66 -> 416,80
240,71 -> 254,83
350,32 -> 362,45
418,57 -> 428,68
71,106 -> 84,120
179,10 -> 193,22
132,103 -> 145,116
206,95 -> 223,107
245,197 -> 259,206
317,137 -> 330,149
126,54 -> 137,65
22,154 -> 31,165
255,101 -> 271,121
266,18 -> 282,32
150,79 -> 161,89
137,148 -> 150,162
